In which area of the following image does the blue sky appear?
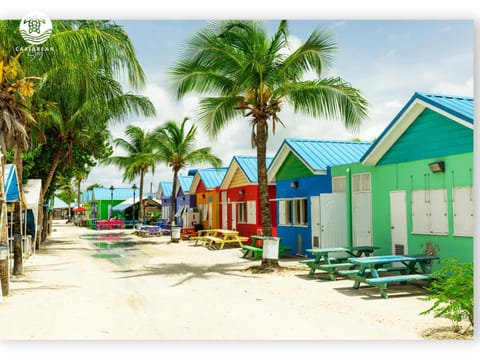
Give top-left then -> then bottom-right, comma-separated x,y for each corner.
87,19 -> 473,191
0,3 -> 475,193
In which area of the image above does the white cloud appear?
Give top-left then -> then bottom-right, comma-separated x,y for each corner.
429,78 -> 473,97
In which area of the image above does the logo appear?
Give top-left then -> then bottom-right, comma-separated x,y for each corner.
19,12 -> 52,45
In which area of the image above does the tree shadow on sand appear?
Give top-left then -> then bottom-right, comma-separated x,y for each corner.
113,262 -> 258,287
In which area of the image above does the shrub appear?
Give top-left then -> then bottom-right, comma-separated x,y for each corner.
420,258 -> 473,329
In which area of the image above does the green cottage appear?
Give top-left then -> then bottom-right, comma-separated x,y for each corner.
330,92 -> 474,265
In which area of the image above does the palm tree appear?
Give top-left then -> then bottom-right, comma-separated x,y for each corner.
1,20 -> 154,249
153,117 -> 221,228
102,125 -> 162,224
170,20 -> 368,268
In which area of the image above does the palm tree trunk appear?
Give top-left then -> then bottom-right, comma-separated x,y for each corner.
256,118 -> 278,269
170,169 -> 179,226
0,148 -> 10,296
13,141 -> 24,274
12,201 -> 23,275
41,151 -> 62,200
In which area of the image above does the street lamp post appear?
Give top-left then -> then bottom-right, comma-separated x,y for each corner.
109,185 -> 115,219
132,184 -> 137,224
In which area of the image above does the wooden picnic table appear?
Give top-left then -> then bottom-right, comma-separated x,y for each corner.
241,236 -> 293,260
301,246 -> 380,280
193,229 -> 247,249
344,254 -> 439,299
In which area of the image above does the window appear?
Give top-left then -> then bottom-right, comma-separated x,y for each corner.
278,200 -> 292,225
453,187 -> 473,236
412,189 -> 448,235
238,202 -> 247,223
293,198 -> 308,226
352,173 -> 371,192
332,176 -> 346,193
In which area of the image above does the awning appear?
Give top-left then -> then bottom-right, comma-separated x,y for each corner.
175,205 -> 189,217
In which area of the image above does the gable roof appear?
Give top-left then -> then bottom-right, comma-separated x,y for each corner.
190,167 -> 228,193
81,187 -> 137,201
3,164 -> 25,203
267,139 -> 372,181
52,197 -> 69,209
362,92 -> 474,165
113,196 -> 161,212
221,156 -> 273,189
156,181 -> 173,199
177,176 -> 194,195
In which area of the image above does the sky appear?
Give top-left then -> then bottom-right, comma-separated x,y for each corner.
84,18 -> 473,193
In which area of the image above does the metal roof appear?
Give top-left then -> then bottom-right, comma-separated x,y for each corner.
416,92 -> 473,124
81,187 -> 138,201
274,139 -> 372,173
177,176 -> 194,194
113,196 -> 161,212
160,182 -> 173,198
52,197 -> 69,209
233,156 -> 273,183
361,92 -> 474,164
196,167 -> 228,189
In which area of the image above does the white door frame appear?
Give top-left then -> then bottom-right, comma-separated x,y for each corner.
390,190 -> 408,254
310,196 -> 320,248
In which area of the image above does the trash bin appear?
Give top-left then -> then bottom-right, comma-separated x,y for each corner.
171,226 -> 181,242
262,236 -> 280,260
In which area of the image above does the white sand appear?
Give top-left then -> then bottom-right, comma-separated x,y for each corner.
0,220 -> 456,341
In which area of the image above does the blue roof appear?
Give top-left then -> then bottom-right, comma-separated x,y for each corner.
160,181 -> 173,198
416,92 -> 473,124
197,167 -> 228,189
177,176 -> 194,194
3,164 -> 20,201
361,92 -> 474,163
278,139 -> 373,172
233,156 -> 273,183
81,187 -> 138,201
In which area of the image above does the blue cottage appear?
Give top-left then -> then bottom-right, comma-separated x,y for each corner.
267,139 -> 372,256
174,175 -> 196,226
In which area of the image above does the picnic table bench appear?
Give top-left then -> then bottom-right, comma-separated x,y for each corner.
180,227 -> 197,240
96,220 -> 125,230
136,225 -> 163,237
345,254 -> 439,299
302,246 -> 379,281
242,236 -> 293,260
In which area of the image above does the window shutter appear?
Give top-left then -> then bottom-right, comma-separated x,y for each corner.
247,201 -> 256,224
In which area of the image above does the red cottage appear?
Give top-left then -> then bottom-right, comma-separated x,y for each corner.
219,156 -> 276,244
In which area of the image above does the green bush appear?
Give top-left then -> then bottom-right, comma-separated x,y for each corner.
420,258 -> 473,328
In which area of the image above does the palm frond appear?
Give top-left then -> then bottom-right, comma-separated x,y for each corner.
284,78 -> 368,131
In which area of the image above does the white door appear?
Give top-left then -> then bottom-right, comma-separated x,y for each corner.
390,191 -> 408,255
208,203 -> 213,229
231,203 -> 236,230
221,192 -> 228,229
320,193 -> 347,248
352,192 -> 372,246
310,196 -> 320,248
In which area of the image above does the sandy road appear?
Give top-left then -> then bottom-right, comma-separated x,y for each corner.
0,220 -> 457,342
